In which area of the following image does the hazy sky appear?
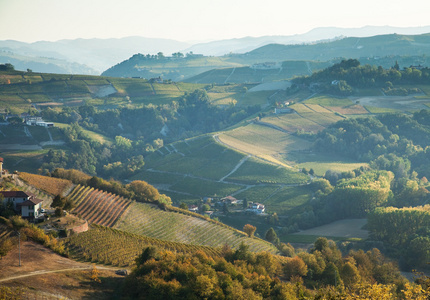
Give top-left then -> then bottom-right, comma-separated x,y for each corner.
1,0 -> 430,43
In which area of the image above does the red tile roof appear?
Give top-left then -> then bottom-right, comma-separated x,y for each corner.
19,198 -> 43,206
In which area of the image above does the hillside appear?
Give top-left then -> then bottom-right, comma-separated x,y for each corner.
0,37 -> 191,74
65,184 -> 277,253
102,33 -> 430,82
184,60 -> 332,84
0,70 -> 207,114
245,33 -> 430,62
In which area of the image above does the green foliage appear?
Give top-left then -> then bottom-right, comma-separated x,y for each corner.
265,228 -> 279,245
295,59 -> 430,94
367,205 -> 430,269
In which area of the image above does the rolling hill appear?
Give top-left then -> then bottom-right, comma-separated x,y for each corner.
64,183 -> 278,254
103,33 -> 430,82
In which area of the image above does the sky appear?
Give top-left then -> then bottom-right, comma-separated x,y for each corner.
1,0 -> 430,43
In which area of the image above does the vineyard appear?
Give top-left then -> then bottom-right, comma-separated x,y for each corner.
18,172 -> 73,196
65,225 -> 222,267
114,201 -> 278,253
68,185 -> 131,227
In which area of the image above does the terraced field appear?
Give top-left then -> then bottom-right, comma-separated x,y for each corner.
114,201 -> 277,253
18,172 -> 72,196
65,225 -> 223,267
68,185 -> 131,227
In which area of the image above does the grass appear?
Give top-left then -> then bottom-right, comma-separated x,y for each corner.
234,186 -> 282,203
130,170 -> 185,184
170,177 -> 242,197
290,152 -> 369,176
263,185 -> 312,214
145,136 -> 246,181
364,106 -> 398,114
304,95 -> 353,106
328,105 -> 369,115
220,123 -> 312,154
1,149 -> 49,173
262,114 -> 325,133
240,91 -> 274,107
227,157 -> 308,185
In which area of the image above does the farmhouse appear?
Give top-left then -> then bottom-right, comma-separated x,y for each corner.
25,116 -> 54,127
247,202 -> 265,214
221,196 -> 238,204
189,205 -> 198,212
0,190 -> 43,219
274,107 -> 293,114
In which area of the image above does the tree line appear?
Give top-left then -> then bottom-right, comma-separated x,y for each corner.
293,59 -> 430,95
121,237 -> 427,299
367,206 -> 430,269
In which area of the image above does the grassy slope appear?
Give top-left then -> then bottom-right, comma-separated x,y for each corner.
114,201 -> 277,253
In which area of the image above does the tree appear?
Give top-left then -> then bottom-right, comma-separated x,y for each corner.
0,239 -> 13,259
243,224 -> 256,237
51,194 -> 66,209
179,202 -> 188,210
0,63 -> 14,71
223,202 -> 229,214
201,204 -> 210,212
128,180 -> 160,203
243,198 -> 248,209
265,228 -> 278,244
283,256 -> 308,280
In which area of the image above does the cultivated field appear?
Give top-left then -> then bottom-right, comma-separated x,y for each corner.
69,185 -> 131,227
66,225 -> 223,267
114,201 -> 277,253
18,172 -> 73,196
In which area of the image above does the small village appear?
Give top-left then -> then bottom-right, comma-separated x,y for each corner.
187,194 -> 266,217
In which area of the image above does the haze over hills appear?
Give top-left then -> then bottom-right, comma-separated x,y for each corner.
183,25 -> 430,56
103,32 -> 430,82
0,37 -> 191,74
2,25 -> 430,75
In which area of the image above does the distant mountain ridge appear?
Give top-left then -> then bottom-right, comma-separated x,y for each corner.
0,37 -> 191,74
182,25 -> 430,56
103,33 -> 430,81
2,25 -> 430,75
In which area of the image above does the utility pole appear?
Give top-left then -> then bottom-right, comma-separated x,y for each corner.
18,231 -> 21,267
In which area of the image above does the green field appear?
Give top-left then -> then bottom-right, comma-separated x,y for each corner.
263,185 -> 313,214
303,95 -> 353,106
170,177 -> 242,197
114,201 -> 278,253
226,157 -> 308,185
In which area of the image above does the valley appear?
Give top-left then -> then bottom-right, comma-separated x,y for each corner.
1,35 -> 430,298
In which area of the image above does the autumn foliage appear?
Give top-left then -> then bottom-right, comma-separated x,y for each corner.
19,172 -> 72,196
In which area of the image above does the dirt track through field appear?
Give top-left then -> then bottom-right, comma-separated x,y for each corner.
0,241 -> 120,283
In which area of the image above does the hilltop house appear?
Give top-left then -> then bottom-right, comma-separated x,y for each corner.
188,205 -> 198,212
0,191 -> 43,219
247,202 -> 265,214
25,116 -> 54,127
221,196 -> 238,205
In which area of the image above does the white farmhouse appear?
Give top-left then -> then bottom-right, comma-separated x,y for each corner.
0,191 -> 43,219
